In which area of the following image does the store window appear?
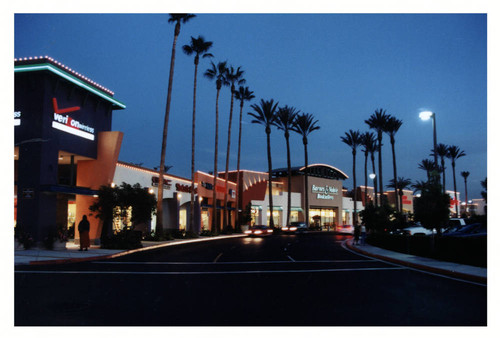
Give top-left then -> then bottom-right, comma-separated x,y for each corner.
310,208 -> 337,229
201,208 -> 210,231
179,209 -> 186,231
251,206 -> 261,225
267,208 -> 282,227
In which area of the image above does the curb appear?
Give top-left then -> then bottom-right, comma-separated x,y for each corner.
28,234 -> 246,266
346,240 -> 487,285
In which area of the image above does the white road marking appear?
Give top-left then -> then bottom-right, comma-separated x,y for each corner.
213,253 -> 223,263
287,255 -> 296,262
15,267 -> 406,275
91,259 -> 374,265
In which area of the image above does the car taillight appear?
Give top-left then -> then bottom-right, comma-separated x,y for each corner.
254,230 -> 263,234
267,229 -> 273,233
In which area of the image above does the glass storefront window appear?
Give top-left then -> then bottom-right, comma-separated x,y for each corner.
201,209 -> 209,231
251,206 -> 261,225
179,209 -> 186,231
266,209 -> 282,227
310,208 -> 337,229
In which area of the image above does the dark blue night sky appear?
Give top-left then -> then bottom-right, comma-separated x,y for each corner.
13,12 -> 487,199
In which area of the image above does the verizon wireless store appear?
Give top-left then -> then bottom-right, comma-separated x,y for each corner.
14,56 -> 126,245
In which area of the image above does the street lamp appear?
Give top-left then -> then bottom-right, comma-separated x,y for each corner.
419,111 -> 438,168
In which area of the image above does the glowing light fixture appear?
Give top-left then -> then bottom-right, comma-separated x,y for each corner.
419,111 -> 433,121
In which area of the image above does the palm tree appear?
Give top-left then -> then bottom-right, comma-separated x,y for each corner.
182,35 -> 213,233
461,171 -> 470,215
275,105 -> 300,227
204,61 -> 229,233
418,158 -> 438,181
384,116 -> 403,212
222,66 -> 245,230
447,145 -> 466,216
341,130 -> 363,226
292,113 -> 320,227
432,143 -> 449,194
157,13 -> 195,237
365,109 -> 390,206
361,132 -> 377,206
412,180 -> 429,195
234,86 -> 255,230
387,177 -> 412,212
248,99 -> 279,228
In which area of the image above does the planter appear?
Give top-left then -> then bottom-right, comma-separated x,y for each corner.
14,238 -> 24,250
52,241 -> 67,250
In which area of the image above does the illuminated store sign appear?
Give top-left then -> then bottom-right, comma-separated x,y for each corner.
14,111 -> 21,126
312,184 -> 338,200
176,183 -> 197,194
151,177 -> 172,190
51,98 -> 95,141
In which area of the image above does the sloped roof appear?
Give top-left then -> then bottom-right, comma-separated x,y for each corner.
273,163 -> 349,180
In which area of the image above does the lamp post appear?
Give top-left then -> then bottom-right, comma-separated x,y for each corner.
419,111 -> 438,168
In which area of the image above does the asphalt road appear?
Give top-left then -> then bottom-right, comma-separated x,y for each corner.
15,232 -> 487,326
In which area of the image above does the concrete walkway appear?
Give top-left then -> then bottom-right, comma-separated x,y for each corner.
14,234 -> 246,266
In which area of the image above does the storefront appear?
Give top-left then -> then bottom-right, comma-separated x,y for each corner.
224,169 -> 301,227
273,164 -> 348,228
113,162 -> 199,233
195,171 -> 237,231
14,56 -> 126,245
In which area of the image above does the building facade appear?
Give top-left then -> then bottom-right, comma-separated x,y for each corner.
14,56 -> 126,245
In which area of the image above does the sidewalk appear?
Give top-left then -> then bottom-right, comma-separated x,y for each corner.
345,239 -> 487,284
14,234 -> 246,266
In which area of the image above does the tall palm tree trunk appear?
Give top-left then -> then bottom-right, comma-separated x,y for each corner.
157,21 -> 181,236
377,133 -> 384,205
390,139 -> 399,212
371,153 -> 378,207
364,153 -> 368,206
441,157 -> 446,194
235,102 -> 244,231
223,88 -> 235,230
464,177 -> 468,215
212,88 -> 221,233
285,132 -> 292,227
303,138 -> 310,227
189,58 -> 199,233
452,162 -> 458,216
266,129 -> 274,228
352,150 -> 357,226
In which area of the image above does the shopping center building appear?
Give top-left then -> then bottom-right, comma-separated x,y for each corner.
14,56 -> 126,244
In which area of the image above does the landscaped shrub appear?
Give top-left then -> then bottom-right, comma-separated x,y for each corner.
367,233 -> 486,267
101,229 -> 143,250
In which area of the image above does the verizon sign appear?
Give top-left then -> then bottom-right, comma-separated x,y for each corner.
51,98 -> 95,140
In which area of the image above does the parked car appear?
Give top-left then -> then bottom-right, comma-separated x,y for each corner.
442,223 -> 486,237
244,225 -> 274,236
444,218 -> 468,233
337,224 -> 354,234
282,222 -> 307,233
401,226 -> 436,236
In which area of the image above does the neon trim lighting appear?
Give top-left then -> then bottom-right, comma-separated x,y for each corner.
14,63 -> 126,109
